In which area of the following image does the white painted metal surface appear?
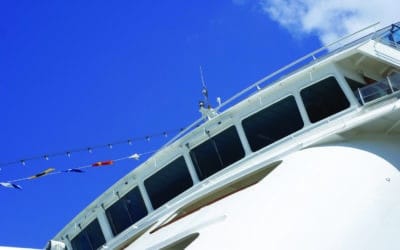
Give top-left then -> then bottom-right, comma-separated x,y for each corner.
131,142 -> 400,250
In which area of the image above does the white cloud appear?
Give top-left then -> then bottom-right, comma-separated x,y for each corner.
261,0 -> 399,45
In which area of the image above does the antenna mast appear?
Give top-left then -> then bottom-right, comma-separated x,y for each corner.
200,66 -> 209,106
198,66 -> 218,120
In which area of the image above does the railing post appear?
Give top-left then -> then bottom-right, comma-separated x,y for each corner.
387,76 -> 394,93
97,206 -> 114,242
358,88 -> 365,105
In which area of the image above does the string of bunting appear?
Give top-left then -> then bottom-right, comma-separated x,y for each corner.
0,128 -> 184,169
0,150 -> 155,190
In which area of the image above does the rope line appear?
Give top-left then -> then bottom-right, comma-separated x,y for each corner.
1,149 -> 157,189
0,128 -> 184,168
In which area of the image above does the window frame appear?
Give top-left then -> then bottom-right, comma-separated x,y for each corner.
105,186 -> 148,236
70,218 -> 106,250
300,75 -> 351,123
189,125 -> 246,181
144,156 -> 194,209
241,94 -> 305,152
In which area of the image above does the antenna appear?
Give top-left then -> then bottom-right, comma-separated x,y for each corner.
199,66 -> 209,106
198,66 -> 218,120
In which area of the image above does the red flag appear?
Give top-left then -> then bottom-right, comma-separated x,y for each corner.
92,160 -> 114,167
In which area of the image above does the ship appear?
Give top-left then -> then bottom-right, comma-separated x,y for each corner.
45,22 -> 400,250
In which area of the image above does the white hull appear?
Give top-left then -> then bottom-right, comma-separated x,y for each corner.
130,136 -> 400,249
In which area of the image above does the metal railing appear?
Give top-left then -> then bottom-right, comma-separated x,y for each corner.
356,72 -> 400,104
375,23 -> 400,51
163,22 -> 400,147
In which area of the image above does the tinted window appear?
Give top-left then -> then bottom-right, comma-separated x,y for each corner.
106,187 -> 148,236
345,77 -> 364,104
71,219 -> 105,250
242,95 -> 303,152
190,126 -> 245,180
144,156 -> 193,209
345,77 -> 364,91
301,77 -> 350,123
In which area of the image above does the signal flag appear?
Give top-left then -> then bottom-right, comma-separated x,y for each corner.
0,182 -> 22,190
92,160 -> 114,167
29,168 -> 55,179
63,168 -> 85,173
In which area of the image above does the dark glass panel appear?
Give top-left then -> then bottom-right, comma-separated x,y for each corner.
144,156 -> 193,209
345,77 -> 364,104
301,77 -> 350,123
345,77 -> 364,91
71,231 -> 91,250
71,219 -> 105,250
242,96 -> 303,152
190,126 -> 245,180
106,187 -> 148,235
85,219 -> 106,250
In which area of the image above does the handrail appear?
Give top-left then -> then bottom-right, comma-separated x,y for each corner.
163,22 -> 400,148
356,72 -> 400,104
215,22 -> 381,113
375,23 -> 400,50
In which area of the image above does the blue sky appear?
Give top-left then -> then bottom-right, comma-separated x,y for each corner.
0,1 -> 323,248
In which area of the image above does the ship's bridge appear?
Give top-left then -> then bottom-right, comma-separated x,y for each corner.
48,22 -> 400,250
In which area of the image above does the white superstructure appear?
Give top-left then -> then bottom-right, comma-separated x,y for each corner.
47,22 -> 400,250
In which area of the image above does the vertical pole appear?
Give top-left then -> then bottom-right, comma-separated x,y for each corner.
97,207 -> 114,242
358,88 -> 365,105
138,181 -> 154,213
387,76 -> 394,93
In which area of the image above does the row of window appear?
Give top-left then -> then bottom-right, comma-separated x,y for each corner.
70,76 -> 351,249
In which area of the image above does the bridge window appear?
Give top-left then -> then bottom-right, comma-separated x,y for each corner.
242,95 -> 303,152
70,219 -> 105,250
144,156 -> 193,209
105,187 -> 148,236
301,76 -> 350,123
190,126 -> 245,180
